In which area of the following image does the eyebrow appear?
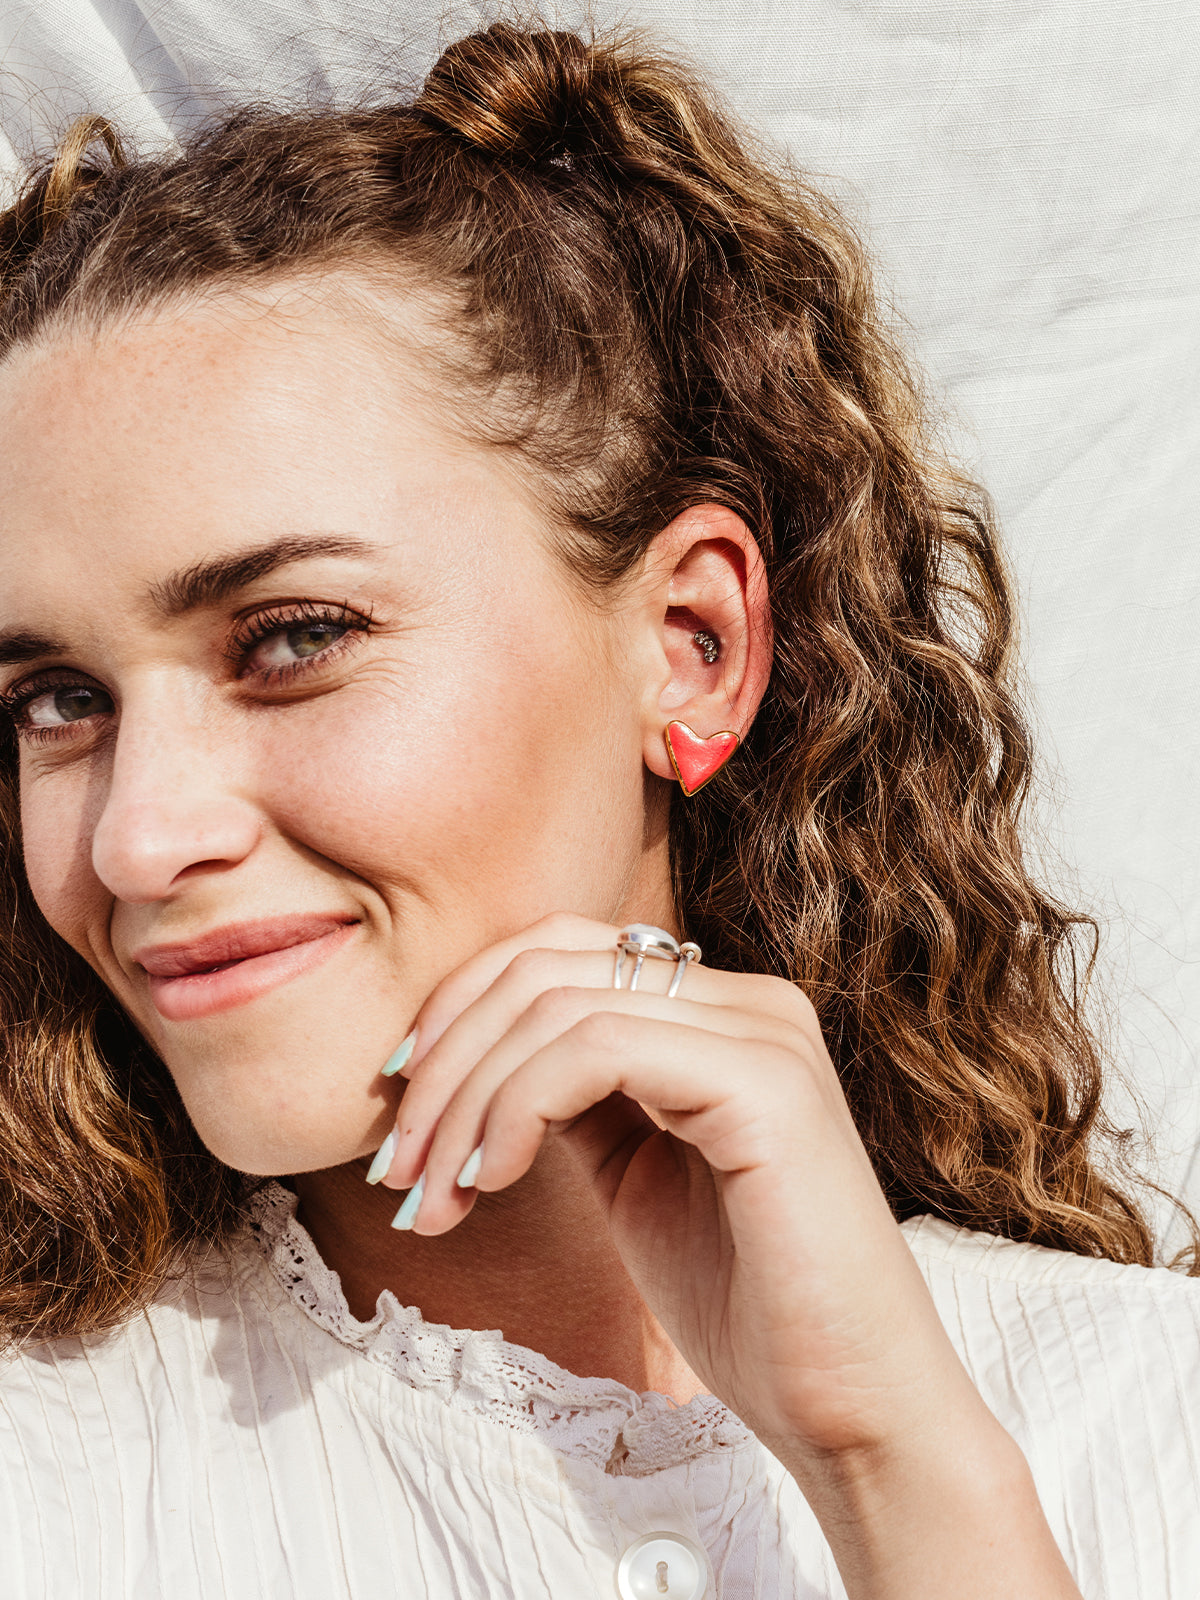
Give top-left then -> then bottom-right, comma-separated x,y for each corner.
0,533 -> 381,666
148,533 -> 380,616
0,630 -> 66,667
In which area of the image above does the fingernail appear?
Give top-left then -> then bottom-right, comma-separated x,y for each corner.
365,1129 -> 398,1185
380,1028 -> 418,1077
390,1172 -> 425,1231
456,1143 -> 484,1189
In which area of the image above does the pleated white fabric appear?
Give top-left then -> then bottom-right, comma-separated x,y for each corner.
1,1180 -> 1197,1599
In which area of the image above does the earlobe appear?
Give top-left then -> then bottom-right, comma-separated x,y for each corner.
664,719 -> 740,796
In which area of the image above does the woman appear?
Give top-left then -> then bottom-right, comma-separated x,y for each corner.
0,19 -> 1195,1598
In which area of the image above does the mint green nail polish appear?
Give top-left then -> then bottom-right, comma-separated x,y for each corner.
390,1173 -> 425,1231
380,1028 -> 417,1077
456,1143 -> 484,1189
366,1129 -> 398,1185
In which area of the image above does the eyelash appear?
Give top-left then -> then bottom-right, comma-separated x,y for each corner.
224,600 -> 374,685
0,601 -> 375,745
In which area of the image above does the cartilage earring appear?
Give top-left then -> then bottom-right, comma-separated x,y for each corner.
692,629 -> 720,664
664,719 -> 739,796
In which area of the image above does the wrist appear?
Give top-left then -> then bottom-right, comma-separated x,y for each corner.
777,1392 -> 1018,1526
775,1406 -> 1080,1600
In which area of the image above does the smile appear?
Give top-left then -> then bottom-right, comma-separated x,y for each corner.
133,915 -> 359,1022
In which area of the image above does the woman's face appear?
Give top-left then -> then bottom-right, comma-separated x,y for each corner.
0,281 -> 668,1174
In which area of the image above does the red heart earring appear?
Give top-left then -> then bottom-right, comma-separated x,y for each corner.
664,719 -> 740,796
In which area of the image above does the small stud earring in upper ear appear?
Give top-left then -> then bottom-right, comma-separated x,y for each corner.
692,629 -> 720,664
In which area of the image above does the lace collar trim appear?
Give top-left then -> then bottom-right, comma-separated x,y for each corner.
242,1179 -> 753,1477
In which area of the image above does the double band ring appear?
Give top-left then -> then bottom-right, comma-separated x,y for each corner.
612,924 -> 703,999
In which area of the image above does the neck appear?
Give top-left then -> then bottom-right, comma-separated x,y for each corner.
290,1135 -> 706,1403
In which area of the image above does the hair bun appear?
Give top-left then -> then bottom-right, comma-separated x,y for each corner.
416,23 -> 599,168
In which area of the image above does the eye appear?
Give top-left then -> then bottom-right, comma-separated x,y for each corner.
16,683 -> 114,730
245,620 -> 351,672
229,602 -> 373,687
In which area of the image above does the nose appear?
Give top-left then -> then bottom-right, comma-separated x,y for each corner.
90,699 -> 262,903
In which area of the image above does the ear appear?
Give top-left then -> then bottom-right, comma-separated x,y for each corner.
636,504 -> 773,786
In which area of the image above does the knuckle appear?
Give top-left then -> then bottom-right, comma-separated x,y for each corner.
767,973 -> 817,1019
765,1038 -> 809,1083
571,1008 -> 631,1054
527,984 -> 586,1030
728,973 -> 819,1043
755,974 -> 820,1034
781,1047 -> 835,1115
506,945 -> 559,987
739,1037 -> 816,1109
532,909 -> 598,942
793,989 -> 820,1027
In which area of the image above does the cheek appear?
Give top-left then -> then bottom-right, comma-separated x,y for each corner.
252,632 -> 642,919
18,764 -> 102,952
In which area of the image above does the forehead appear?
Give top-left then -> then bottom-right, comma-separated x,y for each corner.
0,283 -> 428,517
0,282 -> 548,618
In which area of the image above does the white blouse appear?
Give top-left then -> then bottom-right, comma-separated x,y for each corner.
1,1180 -> 1197,1599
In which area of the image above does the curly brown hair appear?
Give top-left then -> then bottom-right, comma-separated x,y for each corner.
1,19 -> 1194,1345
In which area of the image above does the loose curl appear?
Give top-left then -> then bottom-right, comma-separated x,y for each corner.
1,20 -> 1195,1344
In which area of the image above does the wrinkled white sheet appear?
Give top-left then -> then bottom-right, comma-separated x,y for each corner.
2,1 -> 1198,1245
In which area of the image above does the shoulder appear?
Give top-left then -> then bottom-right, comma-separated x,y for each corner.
902,1210 -> 1200,1296
901,1210 -> 1200,1336
901,1214 -> 1200,1592
0,1220 -> 292,1436
0,1210 -> 323,1587
900,1211 -> 1200,1387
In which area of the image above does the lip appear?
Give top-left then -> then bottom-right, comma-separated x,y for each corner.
132,914 -> 359,1022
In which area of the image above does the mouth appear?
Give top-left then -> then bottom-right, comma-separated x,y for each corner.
132,914 -> 360,1022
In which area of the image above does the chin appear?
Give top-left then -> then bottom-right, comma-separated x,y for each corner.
179,1070 -> 397,1178
199,1126 -> 380,1178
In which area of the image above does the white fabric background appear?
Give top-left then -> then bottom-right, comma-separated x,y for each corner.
2,1 -> 1198,1247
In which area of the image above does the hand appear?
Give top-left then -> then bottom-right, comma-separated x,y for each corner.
376,912 -> 978,1462
373,912 -> 1083,1598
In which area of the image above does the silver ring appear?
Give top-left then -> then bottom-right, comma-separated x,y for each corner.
612,924 -> 703,997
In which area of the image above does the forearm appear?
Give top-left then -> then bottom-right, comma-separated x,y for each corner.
778,1406 -> 1083,1600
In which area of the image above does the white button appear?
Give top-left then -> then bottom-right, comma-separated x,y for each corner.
616,1531 -> 708,1600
